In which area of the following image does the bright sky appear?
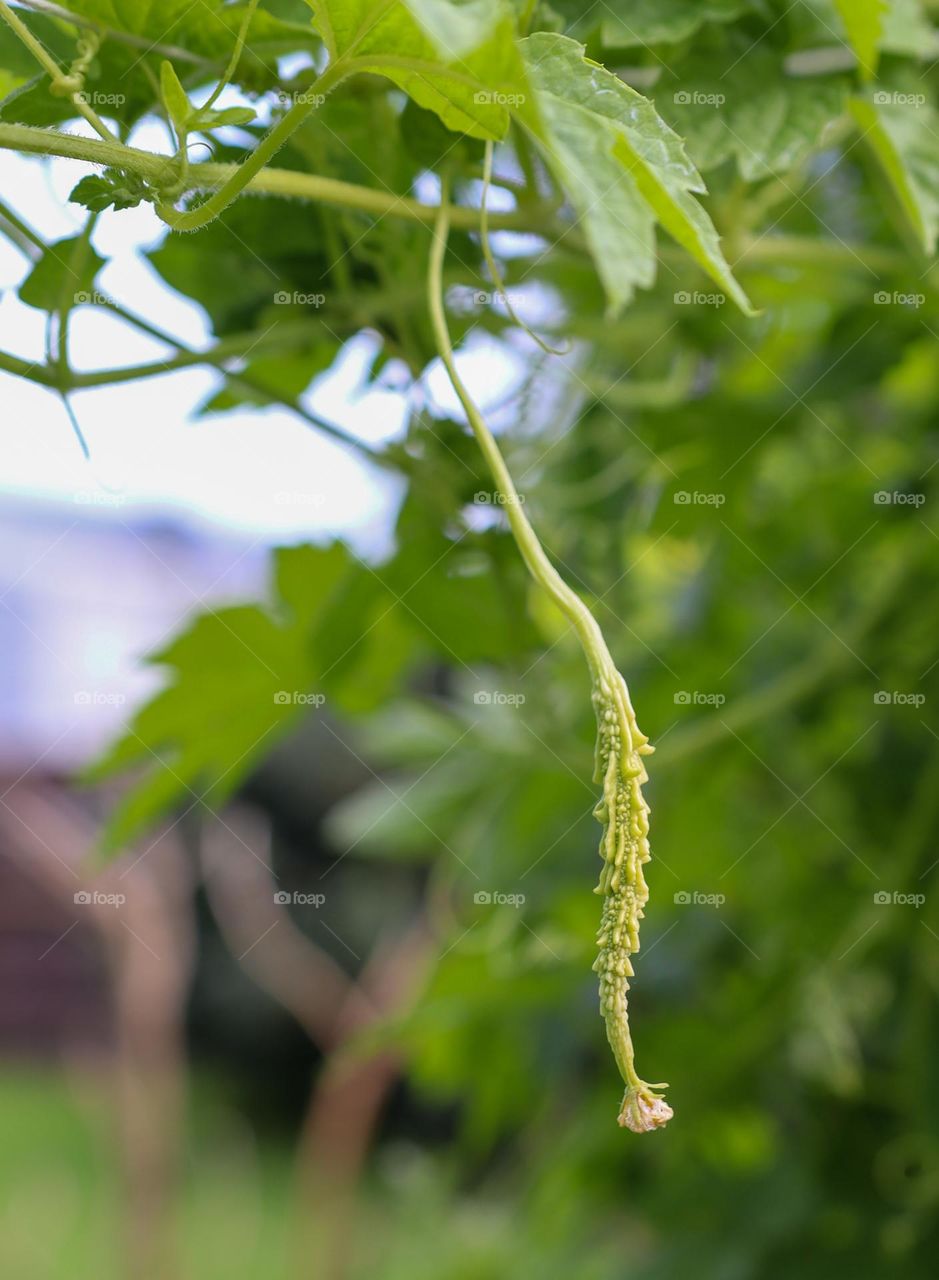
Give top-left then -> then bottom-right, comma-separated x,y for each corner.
0,138 -> 417,557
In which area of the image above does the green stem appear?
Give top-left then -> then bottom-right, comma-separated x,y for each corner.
68,324 -> 320,386
427,172 -> 611,683
2,323 -> 310,387
520,0 -> 540,35
156,59 -> 351,231
0,347 -> 58,384
0,123 -> 536,232
200,0 -> 260,112
1,122 -> 907,277
0,327 -> 382,457
733,231 -> 916,275
98,302 -> 380,460
0,195 -> 44,255
0,0 -> 116,141
0,196 -> 381,460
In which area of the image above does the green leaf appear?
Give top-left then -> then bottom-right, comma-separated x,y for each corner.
69,170 -> 149,213
881,0 -> 939,58
656,54 -> 848,181
600,0 -> 753,47
87,543 -> 418,851
160,59 -> 192,135
147,195 -> 339,336
197,348 -> 333,413
521,33 -> 753,316
851,95 -> 939,255
192,105 -> 258,130
18,236 -> 105,311
306,0 -> 528,139
793,0 -> 938,63
401,0 -> 510,58
834,0 -> 888,78
61,1 -> 319,66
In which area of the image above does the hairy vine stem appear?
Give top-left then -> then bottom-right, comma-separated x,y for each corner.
0,123 -> 903,276
0,123 -> 532,230
155,58 -> 351,231
427,172 -> 671,1132
0,0 -> 115,141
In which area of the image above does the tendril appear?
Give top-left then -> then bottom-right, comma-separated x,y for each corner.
479,141 -> 568,357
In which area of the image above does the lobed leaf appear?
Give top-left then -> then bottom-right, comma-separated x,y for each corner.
305,0 -> 527,138
520,33 -> 753,316
657,53 -> 848,181
601,0 -> 754,48
18,236 -> 105,310
87,543 -> 415,851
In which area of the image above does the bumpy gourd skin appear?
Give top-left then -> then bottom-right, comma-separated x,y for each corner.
592,671 -> 672,1132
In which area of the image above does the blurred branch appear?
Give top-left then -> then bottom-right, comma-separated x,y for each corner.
0,783 -> 195,1280
0,198 -> 386,462
200,813 -> 431,1280
200,814 -> 374,1049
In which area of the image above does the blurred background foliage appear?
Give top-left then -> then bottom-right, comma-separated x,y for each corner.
2,0 -> 939,1278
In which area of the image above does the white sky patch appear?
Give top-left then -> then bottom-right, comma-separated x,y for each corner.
0,150 -> 405,557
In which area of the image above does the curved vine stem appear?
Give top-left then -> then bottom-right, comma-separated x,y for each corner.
428,174 -> 607,676
0,0 -> 116,141
155,59 -> 351,231
0,122 -> 536,232
200,0 -> 260,113
427,172 -> 671,1133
